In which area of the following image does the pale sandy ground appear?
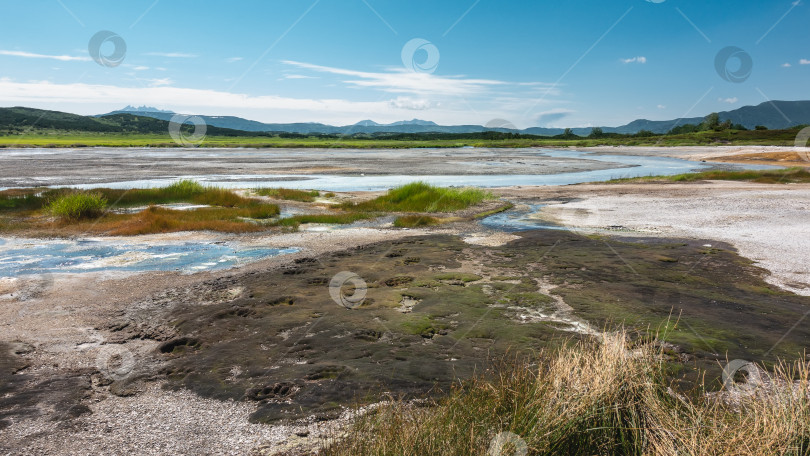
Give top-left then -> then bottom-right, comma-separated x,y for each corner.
498,181 -> 810,296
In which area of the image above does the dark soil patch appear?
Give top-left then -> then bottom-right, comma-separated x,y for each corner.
155,231 -> 810,422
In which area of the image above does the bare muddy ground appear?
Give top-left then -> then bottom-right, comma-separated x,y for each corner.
3,228 -> 810,454
0,227 -> 442,455
2,179 -> 810,455
0,147 -> 630,188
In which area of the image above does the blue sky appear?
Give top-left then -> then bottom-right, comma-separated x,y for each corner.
0,0 -> 808,128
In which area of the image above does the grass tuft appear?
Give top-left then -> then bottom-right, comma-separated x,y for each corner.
345,182 -> 493,213
1,180 -> 280,234
254,187 -> 321,202
324,331 -> 810,456
393,215 -> 442,227
48,192 -> 107,220
271,213 -> 375,228
163,179 -> 205,196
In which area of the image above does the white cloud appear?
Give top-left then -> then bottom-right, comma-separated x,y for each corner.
621,56 -> 647,64
800,59 -> 810,65
782,63 -> 792,67
718,97 -> 738,104
144,52 -> 197,58
145,78 -> 173,87
657,105 -> 666,109
388,97 -> 433,110
0,50 -> 90,62
225,57 -> 243,63
281,74 -> 317,80
0,78 -> 562,127
282,60 -> 512,96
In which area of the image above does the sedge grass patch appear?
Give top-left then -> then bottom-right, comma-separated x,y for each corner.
254,187 -> 320,202
345,182 -> 493,213
393,215 -> 442,227
1,180 -> 280,235
48,192 -> 107,220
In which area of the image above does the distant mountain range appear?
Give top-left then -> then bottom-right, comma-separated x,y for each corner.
102,100 -> 810,135
2,101 -> 808,137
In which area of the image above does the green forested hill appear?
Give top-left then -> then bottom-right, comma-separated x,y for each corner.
0,107 -> 268,136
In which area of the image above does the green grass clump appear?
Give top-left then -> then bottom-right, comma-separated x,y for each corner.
346,182 -> 493,213
48,192 -> 107,220
272,213 -> 375,228
324,332 -> 810,456
163,179 -> 205,196
86,181 -> 276,212
254,187 -> 321,202
1,181 -> 280,234
393,215 -> 442,227
0,188 -> 64,211
609,167 -> 810,184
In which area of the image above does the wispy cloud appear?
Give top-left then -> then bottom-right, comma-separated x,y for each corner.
0,78 -> 561,128
145,52 -> 198,58
282,60 -> 509,96
782,62 -> 792,67
657,104 -> 666,109
718,97 -> 738,104
281,74 -> 317,80
145,78 -> 173,87
225,57 -> 243,63
800,59 -> 810,65
388,97 -> 433,110
621,56 -> 647,64
0,50 -> 90,62
122,64 -> 150,71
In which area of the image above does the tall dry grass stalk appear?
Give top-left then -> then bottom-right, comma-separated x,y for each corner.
322,331 -> 810,456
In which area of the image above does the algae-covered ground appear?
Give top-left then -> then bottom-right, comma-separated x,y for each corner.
146,230 -> 810,423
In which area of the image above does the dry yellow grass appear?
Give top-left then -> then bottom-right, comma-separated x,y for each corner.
323,331 -> 810,456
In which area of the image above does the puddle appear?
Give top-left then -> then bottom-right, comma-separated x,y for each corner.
36,149 -> 782,192
480,204 -> 562,232
0,238 -> 299,278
